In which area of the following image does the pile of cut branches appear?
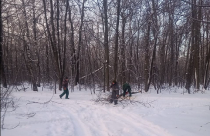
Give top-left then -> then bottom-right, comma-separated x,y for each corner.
93,91 -> 154,108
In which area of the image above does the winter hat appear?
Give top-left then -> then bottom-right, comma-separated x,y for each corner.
112,80 -> 116,84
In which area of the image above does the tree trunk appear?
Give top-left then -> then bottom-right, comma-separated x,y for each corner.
43,0 -> 62,89
56,0 -> 63,90
146,0 -> 158,93
121,16 -> 126,85
144,19 -> 151,92
32,0 -> 41,87
160,31 -> 168,87
175,33 -> 178,86
62,0 -> 69,84
186,0 -> 197,93
22,0 -> 38,91
204,14 -> 209,89
68,1 -> 76,86
194,0 -> 201,90
75,0 -> 86,85
114,0 -> 121,81
103,0 -> 110,91
169,0 -> 174,87
0,0 -> 7,88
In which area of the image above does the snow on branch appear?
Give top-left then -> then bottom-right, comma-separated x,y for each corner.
191,17 -> 210,24
181,0 -> 210,7
79,66 -> 103,80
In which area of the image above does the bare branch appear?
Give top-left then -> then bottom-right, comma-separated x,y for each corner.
181,0 -> 210,7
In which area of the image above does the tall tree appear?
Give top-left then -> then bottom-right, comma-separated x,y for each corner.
103,0 -> 110,91
145,0 -> 159,93
32,0 -> 41,87
185,0 -> 201,93
0,0 -> 7,88
144,14 -> 151,92
204,11 -> 209,89
43,0 -> 63,90
75,0 -> 86,85
169,0 -> 175,86
120,13 -> 126,85
68,1 -> 76,86
114,0 -> 121,80
21,0 -> 38,91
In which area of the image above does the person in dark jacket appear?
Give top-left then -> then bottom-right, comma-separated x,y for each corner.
59,77 -> 69,99
110,80 -> 119,105
123,83 -> 132,97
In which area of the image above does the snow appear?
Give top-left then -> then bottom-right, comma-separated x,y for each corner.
1,85 -> 210,136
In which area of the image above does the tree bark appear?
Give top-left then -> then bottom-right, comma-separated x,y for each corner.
169,0 -> 174,87
75,0 -> 86,85
121,16 -> 126,85
186,0 -> 197,93
56,0 -> 63,90
204,13 -> 209,89
68,1 -> 76,86
114,0 -> 121,81
0,0 -> 7,88
103,0 -> 110,91
21,0 -> 38,91
144,18 -> 150,92
62,0 -> 69,84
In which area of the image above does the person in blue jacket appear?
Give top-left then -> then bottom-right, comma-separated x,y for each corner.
59,77 -> 69,99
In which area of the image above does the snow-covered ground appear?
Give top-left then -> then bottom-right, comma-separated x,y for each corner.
1,85 -> 210,136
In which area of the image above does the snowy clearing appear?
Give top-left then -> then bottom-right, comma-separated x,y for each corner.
1,86 -> 210,136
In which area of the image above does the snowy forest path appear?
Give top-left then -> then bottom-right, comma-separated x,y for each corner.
50,97 -> 174,136
3,91 -> 174,136
2,89 -> 210,136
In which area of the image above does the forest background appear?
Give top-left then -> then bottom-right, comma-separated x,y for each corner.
0,0 -> 210,94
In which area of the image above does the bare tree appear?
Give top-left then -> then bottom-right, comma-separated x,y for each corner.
103,0 -> 110,91
75,0 -> 86,85
21,0 -> 38,91
0,0 -> 7,88
186,0 -> 202,93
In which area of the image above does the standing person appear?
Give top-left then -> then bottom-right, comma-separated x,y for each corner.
110,80 -> 119,105
59,77 -> 69,99
123,82 -> 132,97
